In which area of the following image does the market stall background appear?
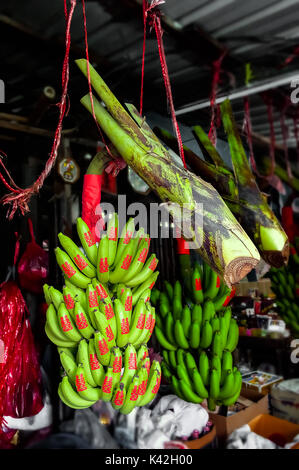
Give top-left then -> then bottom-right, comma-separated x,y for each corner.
0,0 -> 299,450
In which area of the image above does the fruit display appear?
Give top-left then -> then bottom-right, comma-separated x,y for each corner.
77,58 -> 261,287
151,260 -> 241,410
269,240 -> 299,337
43,213 -> 161,413
155,98 -> 289,269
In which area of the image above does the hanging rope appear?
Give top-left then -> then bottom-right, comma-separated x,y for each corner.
0,0 -> 76,219
279,97 -> 293,181
261,92 -> 276,177
81,0 -> 126,177
208,50 -> 227,147
140,0 -> 186,169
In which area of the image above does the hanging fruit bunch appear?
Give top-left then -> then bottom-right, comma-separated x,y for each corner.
269,239 -> 299,337
43,214 -> 161,413
151,261 -> 241,410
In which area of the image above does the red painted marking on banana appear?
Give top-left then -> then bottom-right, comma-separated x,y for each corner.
104,303 -> 114,320
143,350 -> 149,360
76,373 -> 87,392
195,278 -> 202,291
149,282 -> 155,290
138,379 -> 147,396
88,291 -> 99,308
113,356 -> 122,373
149,258 -> 157,270
64,294 -> 75,309
121,254 -> 132,270
89,353 -> 101,370
60,315 -> 73,332
223,295 -> 231,307
136,313 -> 146,329
74,254 -> 88,270
129,353 -> 137,370
121,318 -> 130,334
130,385 -> 139,401
216,276 -> 221,288
114,390 -> 124,406
124,231 -> 132,244
152,374 -> 161,394
102,376 -> 113,394
61,262 -> 76,278
150,318 -> 156,335
105,325 -> 114,342
96,284 -> 108,299
138,248 -> 148,263
108,227 -> 117,241
124,296 -> 132,312
84,230 -> 96,247
99,257 -> 109,273
75,312 -> 88,330
145,314 -> 152,330
98,339 -> 109,355
145,359 -> 150,375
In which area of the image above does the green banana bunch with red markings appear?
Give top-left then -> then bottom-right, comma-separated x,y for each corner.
44,213 -> 161,412
57,341 -> 161,413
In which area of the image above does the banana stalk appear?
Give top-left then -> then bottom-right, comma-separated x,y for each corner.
76,59 -> 260,286
157,101 -> 289,267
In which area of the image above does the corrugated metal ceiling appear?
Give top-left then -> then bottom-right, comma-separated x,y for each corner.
0,0 -> 298,150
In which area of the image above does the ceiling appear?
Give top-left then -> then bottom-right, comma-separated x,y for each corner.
1,0 -> 299,152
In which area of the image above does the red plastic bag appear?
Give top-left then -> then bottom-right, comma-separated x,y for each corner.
17,218 -> 49,294
0,281 -> 43,447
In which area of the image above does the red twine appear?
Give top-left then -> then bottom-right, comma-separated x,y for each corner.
279,45 -> 299,69
208,50 -> 227,147
261,92 -> 276,177
140,0 -> 186,169
279,98 -> 293,181
293,114 -> 299,171
0,0 -> 76,219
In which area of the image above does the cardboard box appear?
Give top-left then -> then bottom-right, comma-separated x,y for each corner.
235,279 -> 272,297
209,391 -> 269,443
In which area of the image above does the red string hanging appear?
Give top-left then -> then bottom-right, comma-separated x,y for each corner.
208,50 -> 227,147
279,98 -> 293,181
243,96 -> 262,177
0,0 -> 76,220
82,0 -> 126,177
140,0 -> 186,169
279,45 -> 299,69
261,92 -> 276,177
293,113 -> 299,171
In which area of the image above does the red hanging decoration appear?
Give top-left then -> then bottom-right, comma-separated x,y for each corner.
0,0 -> 77,220
208,50 -> 227,147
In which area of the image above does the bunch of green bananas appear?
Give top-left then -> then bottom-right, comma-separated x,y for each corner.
151,261 -> 240,410
43,213 -> 161,413
151,261 -> 235,351
270,242 -> 299,337
161,348 -> 242,411
57,343 -> 161,413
